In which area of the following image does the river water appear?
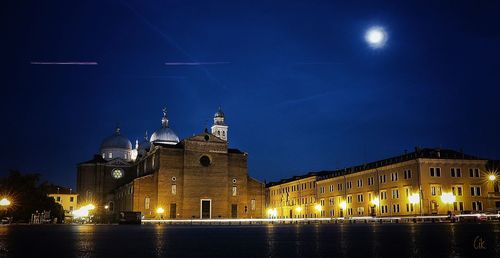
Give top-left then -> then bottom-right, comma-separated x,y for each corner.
0,223 -> 498,257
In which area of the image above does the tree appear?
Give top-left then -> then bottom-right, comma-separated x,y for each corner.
0,170 -> 64,223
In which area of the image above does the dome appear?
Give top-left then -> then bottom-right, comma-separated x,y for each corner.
214,106 -> 224,118
100,127 -> 132,150
150,108 -> 180,145
150,128 -> 179,145
139,131 -> 152,152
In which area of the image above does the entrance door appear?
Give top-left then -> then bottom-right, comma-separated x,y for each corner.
170,203 -> 176,219
231,204 -> 237,218
201,200 -> 211,219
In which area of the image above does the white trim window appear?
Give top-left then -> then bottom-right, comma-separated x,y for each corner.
430,167 -> 441,177
380,191 -> 387,200
232,186 -> 237,196
431,185 -> 442,196
172,184 -> 177,195
469,168 -> 480,177
472,201 -> 483,211
451,168 -> 462,177
470,186 -> 481,196
391,189 -> 399,199
403,169 -> 412,179
452,185 -> 463,196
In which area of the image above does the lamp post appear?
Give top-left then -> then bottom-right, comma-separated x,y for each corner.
370,197 -> 379,217
295,206 -> 302,219
440,192 -> 456,219
156,207 -> 165,220
487,173 -> 498,211
314,204 -> 322,218
340,201 -> 347,218
408,193 -> 420,216
0,198 -> 11,223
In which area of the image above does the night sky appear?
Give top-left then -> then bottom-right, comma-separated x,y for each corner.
2,1 -> 499,189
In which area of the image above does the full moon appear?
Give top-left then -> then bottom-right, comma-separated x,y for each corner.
365,26 -> 387,48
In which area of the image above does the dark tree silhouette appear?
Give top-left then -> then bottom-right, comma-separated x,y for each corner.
0,170 -> 64,223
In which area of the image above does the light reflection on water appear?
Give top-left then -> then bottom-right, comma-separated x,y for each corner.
154,224 -> 166,256
265,223 -> 275,257
74,225 -> 95,258
0,223 -> 497,257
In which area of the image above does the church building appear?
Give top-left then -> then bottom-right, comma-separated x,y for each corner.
77,108 -> 265,219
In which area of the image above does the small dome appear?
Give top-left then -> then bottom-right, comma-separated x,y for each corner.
150,108 -> 180,145
150,128 -> 179,145
214,107 -> 224,118
100,127 -> 132,150
139,131 -> 152,152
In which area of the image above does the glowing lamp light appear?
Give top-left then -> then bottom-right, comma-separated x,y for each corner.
340,201 -> 347,210
295,206 -> 302,213
266,208 -> 277,217
104,205 -> 109,210
71,204 -> 95,218
0,198 -> 11,206
488,174 -> 497,181
365,26 -> 387,48
440,192 -> 456,204
370,198 -> 380,207
156,207 -> 165,214
408,193 -> 420,205
314,204 -> 322,212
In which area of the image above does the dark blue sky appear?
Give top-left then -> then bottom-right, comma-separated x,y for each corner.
2,1 -> 499,188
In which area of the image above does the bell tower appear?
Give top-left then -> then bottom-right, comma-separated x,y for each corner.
211,107 -> 228,141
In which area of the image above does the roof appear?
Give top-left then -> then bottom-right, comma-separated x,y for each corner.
228,148 -> 244,154
78,155 -> 107,165
266,171 -> 332,188
267,147 -> 486,187
46,185 -> 75,195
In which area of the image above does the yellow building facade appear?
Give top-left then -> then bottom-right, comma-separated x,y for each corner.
48,192 -> 78,217
267,148 -> 500,218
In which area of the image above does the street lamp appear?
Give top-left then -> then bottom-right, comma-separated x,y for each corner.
0,198 -> 11,207
156,207 -> 165,219
295,206 -> 302,218
370,197 -> 379,217
408,193 -> 420,216
488,174 -> 497,182
314,204 -> 322,218
441,192 -> 456,216
340,201 -> 347,218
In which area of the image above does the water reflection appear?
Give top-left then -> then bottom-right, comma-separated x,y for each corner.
0,226 -> 10,256
74,225 -> 96,258
265,224 -> 275,257
0,223 -> 497,257
154,224 -> 166,256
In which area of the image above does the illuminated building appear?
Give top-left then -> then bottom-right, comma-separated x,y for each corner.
47,186 -> 78,218
267,148 -> 500,218
77,108 -> 264,219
